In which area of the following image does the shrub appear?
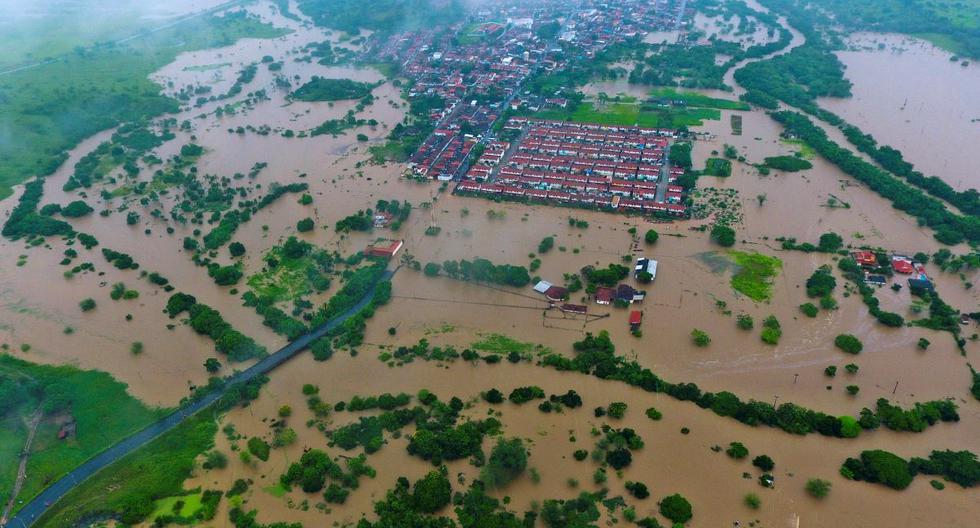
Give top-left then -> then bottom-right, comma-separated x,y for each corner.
844,363 -> 859,374
760,327 -> 781,345
481,438 -> 528,488
917,338 -> 930,350
607,401 -> 628,419
846,385 -> 860,395
573,449 -> 588,461
799,303 -> 818,317
625,481 -> 650,499
297,217 -> 315,232
247,437 -> 270,461
423,262 -> 442,277
229,242 -> 246,257
726,442 -> 749,459
691,329 -> 711,347
508,386 -> 545,404
645,407 -> 663,421
483,389 -> 504,404
606,448 -> 632,470
659,494 -> 693,524
834,334 -> 863,354
644,229 -> 659,244
752,455 -> 774,471
824,366 -> 837,377
744,493 -> 760,509
79,298 -> 96,311
711,224 -> 736,247
736,313 -> 754,330
805,478 -> 831,498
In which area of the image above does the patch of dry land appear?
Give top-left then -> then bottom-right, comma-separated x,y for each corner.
0,2 -> 978,528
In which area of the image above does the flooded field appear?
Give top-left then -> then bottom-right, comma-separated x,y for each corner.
818,33 -> 980,192
1,1 -> 978,527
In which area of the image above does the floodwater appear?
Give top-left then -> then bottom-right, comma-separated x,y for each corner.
692,12 -> 778,48
817,33 -> 980,192
0,1 -> 978,527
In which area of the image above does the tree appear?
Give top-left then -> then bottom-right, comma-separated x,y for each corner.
79,298 -> 96,311
726,442 -> 749,459
61,200 -> 94,218
752,455 -> 774,472
247,437 -> 270,461
644,229 -> 659,244
538,236 -> 555,253
659,494 -> 693,524
917,337 -> 930,350
423,262 -> 442,277
606,448 -> 632,470
834,334 -> 863,354
483,389 -> 504,404
204,358 -> 221,373
607,402 -> 628,419
625,481 -> 650,499
297,217 -> 315,232
710,224 -> 735,247
744,493 -> 760,509
841,450 -> 913,490
736,313 -> 753,330
481,438 -> 528,488
413,468 -> 452,512
818,232 -> 843,252
691,329 -> 711,347
229,242 -> 246,257
806,267 -> 836,297
805,478 -> 831,498
799,303 -> 818,317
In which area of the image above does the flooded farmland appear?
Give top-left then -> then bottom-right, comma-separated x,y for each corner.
1,1 -> 978,527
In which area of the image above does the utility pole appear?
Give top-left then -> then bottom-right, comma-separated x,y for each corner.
892,381 -> 899,395
772,395 -> 779,408
793,373 -> 799,384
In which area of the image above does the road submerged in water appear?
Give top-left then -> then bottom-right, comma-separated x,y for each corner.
5,267 -> 396,528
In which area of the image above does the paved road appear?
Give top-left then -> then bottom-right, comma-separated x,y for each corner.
5,268 -> 395,528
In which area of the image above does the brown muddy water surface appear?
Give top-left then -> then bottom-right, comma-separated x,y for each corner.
0,2 -> 977,527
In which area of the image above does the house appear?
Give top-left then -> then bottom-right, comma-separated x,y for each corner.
374,211 -> 393,227
545,285 -> 569,301
891,257 -> 915,274
629,310 -> 642,331
865,274 -> 887,286
364,240 -> 403,259
634,258 -> 657,281
908,277 -> 935,294
595,286 -> 615,305
616,284 -> 645,303
533,280 -> 553,293
853,251 -> 877,267
561,303 -> 587,314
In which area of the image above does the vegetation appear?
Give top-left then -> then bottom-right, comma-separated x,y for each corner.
710,224 -> 736,247
764,155 -> 812,172
729,251 -> 782,302
481,438 -> 528,489
433,258 -> 530,288
835,334 -> 864,354
691,329 -> 711,347
659,493 -> 693,524
841,450 -> 914,490
166,292 -> 266,361
805,478 -> 831,499
290,77 -> 378,101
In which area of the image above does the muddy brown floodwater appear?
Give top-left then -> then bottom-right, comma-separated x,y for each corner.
0,1 -> 977,527
817,33 -> 980,192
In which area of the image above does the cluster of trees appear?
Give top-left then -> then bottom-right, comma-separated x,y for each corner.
773,111 -> 980,245
279,448 -> 375,499
291,77 -> 379,101
710,224 -> 736,246
102,248 -> 139,270
166,292 -> 266,361
242,291 -> 308,340
342,392 -> 411,412
869,397 -> 959,433
208,263 -> 242,286
480,438 -> 528,488
297,0 -> 463,35
508,386 -> 545,404
335,210 -> 373,232
763,155 -> 812,172
2,179 -> 74,239
430,258 -> 530,288
780,232 -> 844,253
376,199 -> 412,229
580,263 -> 629,287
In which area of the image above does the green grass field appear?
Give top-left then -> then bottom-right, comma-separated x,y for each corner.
35,410 -> 218,528
0,9 -> 288,200
0,356 -> 167,513
537,101 -> 721,128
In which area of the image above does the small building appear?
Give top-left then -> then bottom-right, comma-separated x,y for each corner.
629,310 -> 642,331
865,274 -> 887,286
634,257 -> 658,281
853,251 -> 877,267
595,286 -> 615,305
561,303 -> 587,315
533,280 -> 553,294
891,257 -> 915,274
616,284 -> 645,303
364,240 -> 403,259
908,277 -> 935,294
545,285 -> 569,302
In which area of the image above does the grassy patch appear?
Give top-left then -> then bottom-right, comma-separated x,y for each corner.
263,483 -> 289,497
0,355 -> 166,512
536,101 -> 720,128
649,87 -> 750,110
471,334 -> 549,356
728,251 -> 782,302
151,492 -> 204,519
35,410 -> 218,528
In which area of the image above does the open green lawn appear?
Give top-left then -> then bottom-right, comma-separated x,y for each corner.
471,333 -> 549,357
729,251 -> 782,302
537,101 -> 721,128
36,410 -> 218,528
0,355 -> 166,513
0,9 -> 288,200
648,87 -> 751,111
151,491 -> 205,519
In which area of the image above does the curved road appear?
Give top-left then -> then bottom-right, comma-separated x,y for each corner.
6,268 -> 396,528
